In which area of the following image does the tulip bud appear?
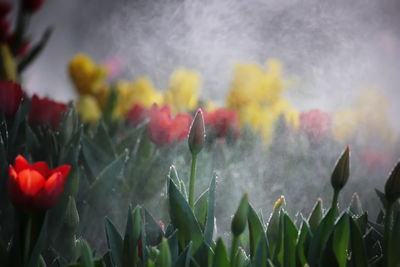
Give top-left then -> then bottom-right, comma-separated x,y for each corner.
188,109 -> 205,155
231,194 -> 249,236
65,196 -> 79,230
384,161 -> 400,203
331,146 -> 350,192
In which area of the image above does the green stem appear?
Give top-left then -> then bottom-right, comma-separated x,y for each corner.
331,189 -> 339,211
230,235 -> 239,266
188,154 -> 197,208
23,214 -> 32,266
384,203 -> 394,267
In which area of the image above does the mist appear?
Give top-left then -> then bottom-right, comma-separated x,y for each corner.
13,0 -> 400,246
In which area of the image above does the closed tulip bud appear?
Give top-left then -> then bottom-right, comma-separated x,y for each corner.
331,146 -> 350,192
188,109 -> 205,155
231,194 -> 249,236
384,161 -> 400,203
65,196 -> 79,230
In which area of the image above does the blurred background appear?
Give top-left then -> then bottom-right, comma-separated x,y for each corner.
13,0 -> 400,126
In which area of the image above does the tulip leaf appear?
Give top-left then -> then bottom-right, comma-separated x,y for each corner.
143,208 -> 164,246
212,239 -> 229,267
157,238 -> 172,267
252,232 -> 268,267
276,213 -> 297,267
82,136 -> 114,178
332,213 -> 350,267
296,219 -> 311,267
80,240 -> 94,267
175,242 -> 192,267
194,189 -> 209,228
307,206 -> 336,266
248,204 -> 265,258
18,27 -> 53,73
167,230 -> 179,264
122,206 -> 142,267
349,216 -> 368,267
204,174 -> 216,246
308,199 -> 323,232
105,218 -> 123,267
168,178 -> 203,252
192,241 -> 213,267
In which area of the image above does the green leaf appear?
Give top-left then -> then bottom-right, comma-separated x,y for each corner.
18,27 -> 53,73
307,206 -> 337,266
332,213 -> 350,267
143,208 -> 164,246
194,190 -> 209,228
349,216 -> 368,267
204,175 -> 216,246
168,178 -> 203,252
252,232 -> 268,267
192,241 -> 213,267
80,240 -> 94,267
167,230 -> 179,264
105,218 -> 123,267
212,239 -> 229,267
296,219 -> 311,267
276,213 -> 297,267
123,206 -> 142,267
174,242 -> 192,267
157,238 -> 172,267
248,204 -> 265,258
234,247 -> 248,267
267,196 -> 284,258
308,198 -> 323,232
349,193 -> 363,216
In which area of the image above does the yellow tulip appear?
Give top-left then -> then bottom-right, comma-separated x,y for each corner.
332,109 -> 357,142
75,95 -> 102,124
68,54 -> 108,96
164,69 -> 200,113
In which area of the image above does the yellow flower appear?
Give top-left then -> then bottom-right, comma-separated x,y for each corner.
204,100 -> 218,112
75,95 -> 102,124
112,77 -> 163,119
332,109 -> 357,142
242,105 -> 275,145
164,69 -> 200,113
68,53 -> 108,96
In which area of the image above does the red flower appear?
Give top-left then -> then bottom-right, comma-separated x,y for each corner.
204,108 -> 239,139
361,150 -> 392,170
299,109 -> 331,143
21,0 -> 44,13
127,104 -> 148,126
0,2 -> 11,17
0,81 -> 24,116
8,155 -> 71,211
29,94 -> 68,129
146,105 -> 192,146
0,18 -> 9,41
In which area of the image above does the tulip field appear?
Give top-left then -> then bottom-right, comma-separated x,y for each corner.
1,0 -> 400,267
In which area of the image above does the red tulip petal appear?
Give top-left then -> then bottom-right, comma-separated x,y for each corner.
8,165 -> 18,181
15,155 -> 30,172
44,172 -> 63,192
41,172 -> 64,208
18,169 -> 45,196
51,165 -> 71,181
32,161 -> 51,177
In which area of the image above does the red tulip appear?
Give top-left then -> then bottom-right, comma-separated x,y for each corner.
361,150 -> 392,170
29,94 -> 68,129
0,81 -> 24,116
204,108 -> 239,139
8,155 -> 71,211
0,2 -> 11,17
146,105 -> 192,146
299,109 -> 331,143
21,0 -> 44,13
127,104 -> 148,126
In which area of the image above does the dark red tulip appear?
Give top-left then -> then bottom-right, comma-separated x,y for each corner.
0,2 -> 11,17
8,155 -> 71,211
204,108 -> 239,139
0,81 -> 24,116
127,104 -> 148,126
21,0 -> 44,13
29,94 -> 68,129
